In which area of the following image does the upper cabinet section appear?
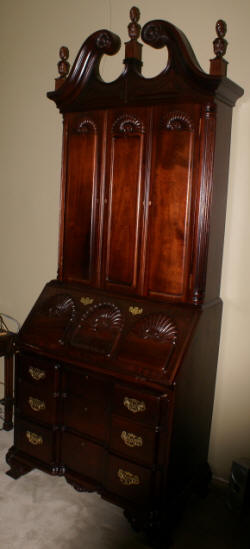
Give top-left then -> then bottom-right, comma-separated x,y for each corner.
48,8 -> 243,306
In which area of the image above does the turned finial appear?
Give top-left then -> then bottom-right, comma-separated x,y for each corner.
125,6 -> 142,66
55,46 -> 70,90
210,20 -> 228,76
128,6 -> 141,41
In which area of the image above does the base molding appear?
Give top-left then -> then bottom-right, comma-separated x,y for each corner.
6,446 -> 33,479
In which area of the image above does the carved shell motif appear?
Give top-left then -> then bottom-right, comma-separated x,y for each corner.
79,302 -> 124,333
46,294 -> 76,321
161,111 -> 194,131
131,314 -> 177,344
73,119 -> 97,134
112,114 -> 145,136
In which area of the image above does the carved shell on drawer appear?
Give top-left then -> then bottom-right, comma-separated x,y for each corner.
131,314 -> 177,343
80,302 -> 124,333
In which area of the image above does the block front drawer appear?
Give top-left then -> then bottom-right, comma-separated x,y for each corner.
14,418 -> 55,464
113,385 -> 161,426
105,454 -> 152,505
110,415 -> 157,466
16,353 -> 57,392
63,394 -> 109,441
64,368 -> 110,402
61,431 -> 104,482
16,380 -> 57,425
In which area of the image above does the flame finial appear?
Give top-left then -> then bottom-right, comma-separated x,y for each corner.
125,6 -> 142,66
210,19 -> 228,76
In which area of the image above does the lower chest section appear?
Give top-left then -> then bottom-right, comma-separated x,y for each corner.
14,352 -> 172,509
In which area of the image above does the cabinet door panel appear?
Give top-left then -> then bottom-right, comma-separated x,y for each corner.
102,109 -> 148,293
145,106 -> 200,300
62,112 -> 104,283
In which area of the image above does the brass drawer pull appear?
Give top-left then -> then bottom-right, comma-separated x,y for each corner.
28,367 -> 46,381
117,468 -> 140,486
26,430 -> 43,446
121,430 -> 143,448
80,296 -> 94,306
123,396 -> 146,414
129,306 -> 143,316
28,396 -> 46,412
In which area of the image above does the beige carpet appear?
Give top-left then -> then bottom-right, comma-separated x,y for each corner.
0,429 -> 148,549
1,427 -> 249,548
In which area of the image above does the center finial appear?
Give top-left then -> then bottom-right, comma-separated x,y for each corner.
128,6 -> 141,41
125,7 -> 142,68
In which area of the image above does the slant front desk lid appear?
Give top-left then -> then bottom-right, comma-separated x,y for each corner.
18,280 -> 201,387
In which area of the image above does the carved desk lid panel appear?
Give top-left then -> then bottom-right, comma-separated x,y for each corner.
18,280 -> 200,386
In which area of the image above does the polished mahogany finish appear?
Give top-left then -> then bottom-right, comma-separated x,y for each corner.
7,8 -> 243,546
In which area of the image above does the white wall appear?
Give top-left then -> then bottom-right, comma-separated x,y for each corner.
0,0 -> 249,480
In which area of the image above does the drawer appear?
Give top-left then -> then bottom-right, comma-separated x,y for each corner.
113,385 -> 161,426
110,416 -> 156,466
61,431 -> 104,482
16,380 -> 57,425
105,454 -> 152,505
63,394 -> 109,441
64,368 -> 109,402
14,418 -> 55,464
16,353 -> 57,392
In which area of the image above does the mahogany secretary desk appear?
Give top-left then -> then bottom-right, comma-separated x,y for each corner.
7,8 -> 243,545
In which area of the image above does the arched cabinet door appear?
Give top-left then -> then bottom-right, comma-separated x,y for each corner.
101,107 -> 150,295
142,104 -> 201,302
60,111 -> 104,284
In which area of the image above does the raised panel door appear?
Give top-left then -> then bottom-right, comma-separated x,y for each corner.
143,105 -> 201,301
101,108 -> 149,294
61,111 -> 104,284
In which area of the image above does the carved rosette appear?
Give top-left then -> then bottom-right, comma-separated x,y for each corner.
96,32 -> 112,50
112,114 -> 145,136
142,22 -> 163,48
161,112 -> 194,131
131,314 -> 177,344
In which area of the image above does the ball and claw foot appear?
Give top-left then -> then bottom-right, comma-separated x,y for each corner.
124,509 -> 173,548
